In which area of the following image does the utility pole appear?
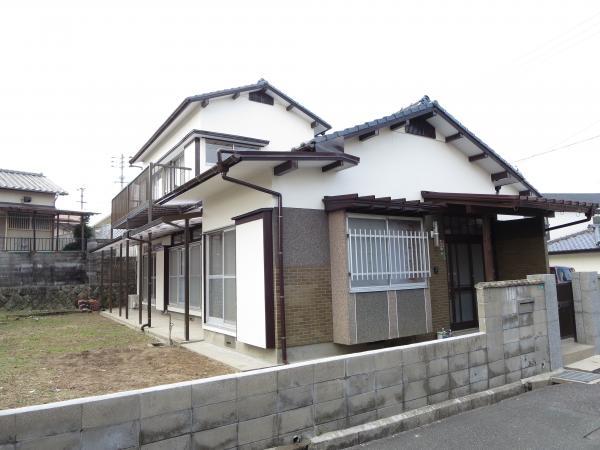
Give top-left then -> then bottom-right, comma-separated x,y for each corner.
111,154 -> 127,189
77,187 -> 87,211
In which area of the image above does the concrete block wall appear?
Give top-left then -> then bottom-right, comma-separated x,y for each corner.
572,272 -> 600,353
0,252 -> 87,288
476,277 -> 560,376
0,277 -> 558,450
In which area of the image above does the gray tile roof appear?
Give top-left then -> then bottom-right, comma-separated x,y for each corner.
0,168 -> 67,195
543,193 -> 600,204
548,226 -> 600,253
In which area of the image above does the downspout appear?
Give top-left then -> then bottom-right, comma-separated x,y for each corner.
217,150 -> 288,364
545,215 -> 592,232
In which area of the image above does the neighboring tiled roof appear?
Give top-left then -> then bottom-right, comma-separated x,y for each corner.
548,226 -> 600,253
130,79 -> 332,164
0,168 -> 67,195
543,193 -> 600,204
293,95 -> 539,196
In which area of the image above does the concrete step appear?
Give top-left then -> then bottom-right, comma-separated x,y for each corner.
565,355 -> 600,373
561,338 -> 596,366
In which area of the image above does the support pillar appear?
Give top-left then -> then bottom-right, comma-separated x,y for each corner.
119,242 -> 123,317
147,232 -> 152,328
125,241 -> 130,319
99,250 -> 105,306
138,240 -> 143,325
108,247 -> 113,313
32,212 -> 36,253
184,218 -> 190,341
482,215 -> 495,281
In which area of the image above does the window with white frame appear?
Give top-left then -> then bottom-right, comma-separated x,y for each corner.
206,229 -> 236,329
168,243 -> 202,311
347,216 -> 430,292
205,139 -> 261,165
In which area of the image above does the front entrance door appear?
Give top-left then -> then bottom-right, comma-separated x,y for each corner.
444,217 -> 485,330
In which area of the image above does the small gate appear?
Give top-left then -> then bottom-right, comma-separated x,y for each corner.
553,267 -> 577,339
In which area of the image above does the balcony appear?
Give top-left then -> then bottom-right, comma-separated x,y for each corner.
111,163 -> 194,230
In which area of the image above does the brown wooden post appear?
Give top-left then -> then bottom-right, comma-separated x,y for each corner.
147,232 -> 152,327
119,242 -> 123,317
108,247 -> 113,312
184,218 -> 190,341
99,250 -> 105,306
138,240 -> 143,325
125,241 -> 130,319
482,215 -> 496,281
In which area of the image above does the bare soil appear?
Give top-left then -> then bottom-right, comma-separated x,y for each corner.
0,312 -> 235,409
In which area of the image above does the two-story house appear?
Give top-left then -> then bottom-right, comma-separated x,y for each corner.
94,80 -> 597,364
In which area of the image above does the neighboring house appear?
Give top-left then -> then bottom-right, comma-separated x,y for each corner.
548,223 -> 600,272
0,168 -> 91,252
544,193 -> 600,239
94,79 -> 597,363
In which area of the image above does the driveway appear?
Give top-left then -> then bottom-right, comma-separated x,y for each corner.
351,383 -> 600,450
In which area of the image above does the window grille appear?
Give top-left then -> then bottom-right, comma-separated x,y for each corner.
347,217 -> 430,291
34,216 -> 53,231
7,214 -> 30,230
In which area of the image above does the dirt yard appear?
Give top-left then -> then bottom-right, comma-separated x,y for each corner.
0,312 -> 235,410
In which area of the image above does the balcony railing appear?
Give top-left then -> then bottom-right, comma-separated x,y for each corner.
1,236 -> 81,252
111,163 -> 192,229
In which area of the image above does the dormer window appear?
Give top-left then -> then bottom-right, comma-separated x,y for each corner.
249,90 -> 274,106
205,139 -> 261,165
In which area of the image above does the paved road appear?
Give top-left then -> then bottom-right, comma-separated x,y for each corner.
351,383 -> 600,450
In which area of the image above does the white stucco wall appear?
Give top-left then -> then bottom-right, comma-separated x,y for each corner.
549,252 -> 600,273
273,128 -> 519,210
140,93 -> 316,165
0,189 -> 56,206
201,174 -> 275,233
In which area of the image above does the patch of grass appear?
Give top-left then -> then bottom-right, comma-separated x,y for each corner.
0,312 -> 234,409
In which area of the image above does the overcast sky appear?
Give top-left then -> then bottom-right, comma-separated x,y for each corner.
1,1 -> 600,221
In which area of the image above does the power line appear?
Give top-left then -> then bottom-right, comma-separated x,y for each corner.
515,132 -> 600,162
514,10 -> 600,66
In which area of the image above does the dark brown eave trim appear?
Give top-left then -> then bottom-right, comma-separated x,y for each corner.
323,194 -> 442,215
156,151 -> 360,205
130,84 -> 332,164
421,191 -> 598,215
231,208 -> 273,224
